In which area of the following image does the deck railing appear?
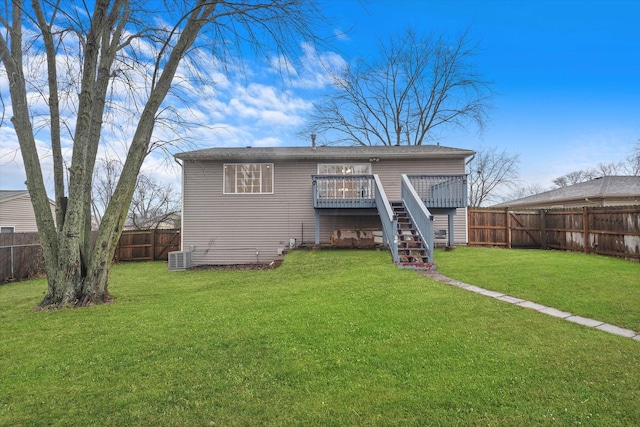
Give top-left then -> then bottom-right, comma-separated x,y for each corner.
312,175 -> 376,208
401,175 -> 435,263
313,174 -> 468,209
407,174 -> 468,208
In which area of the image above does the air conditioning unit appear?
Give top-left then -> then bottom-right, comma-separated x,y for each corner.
168,251 -> 191,271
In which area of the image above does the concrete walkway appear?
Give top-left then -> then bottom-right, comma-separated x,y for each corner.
420,270 -> 640,341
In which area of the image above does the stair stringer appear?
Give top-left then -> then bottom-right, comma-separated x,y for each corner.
392,201 -> 436,270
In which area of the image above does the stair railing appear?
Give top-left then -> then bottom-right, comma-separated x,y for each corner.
401,174 -> 434,263
373,174 -> 398,262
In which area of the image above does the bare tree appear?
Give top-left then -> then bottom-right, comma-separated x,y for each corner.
499,183 -> 549,204
468,147 -> 520,207
553,170 -> 598,188
92,158 -> 122,227
553,159 -> 636,188
628,140 -> 640,175
127,175 -> 180,230
1,0 -> 324,308
92,158 -> 179,230
300,27 -> 493,146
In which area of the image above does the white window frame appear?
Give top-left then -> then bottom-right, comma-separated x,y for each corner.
223,163 -> 274,195
0,226 -> 15,233
317,163 -> 371,175
317,163 -> 372,199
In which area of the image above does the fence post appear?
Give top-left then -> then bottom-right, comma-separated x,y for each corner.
151,229 -> 156,261
505,208 -> 512,249
10,246 -> 15,279
540,209 -> 547,249
583,207 -> 590,254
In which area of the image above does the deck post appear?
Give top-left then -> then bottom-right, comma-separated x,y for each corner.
315,210 -> 320,245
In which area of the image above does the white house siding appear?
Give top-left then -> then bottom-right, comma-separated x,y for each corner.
0,193 -> 55,232
182,157 -> 469,266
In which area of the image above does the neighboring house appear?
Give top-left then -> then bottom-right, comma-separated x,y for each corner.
175,145 -> 474,268
495,176 -> 640,209
0,190 -> 56,233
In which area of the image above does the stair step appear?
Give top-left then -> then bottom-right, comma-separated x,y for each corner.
399,230 -> 416,236
399,256 -> 429,263
389,201 -> 433,269
399,240 -> 421,245
396,261 -> 436,270
399,250 -> 427,256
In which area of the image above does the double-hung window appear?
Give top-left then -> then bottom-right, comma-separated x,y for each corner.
224,163 -> 274,194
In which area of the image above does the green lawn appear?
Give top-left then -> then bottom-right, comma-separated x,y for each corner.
1,250 -> 639,426
436,246 -> 640,332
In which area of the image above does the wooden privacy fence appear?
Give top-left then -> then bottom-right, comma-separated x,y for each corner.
468,206 -> 640,260
0,232 -> 44,283
1,229 -> 181,283
114,229 -> 181,262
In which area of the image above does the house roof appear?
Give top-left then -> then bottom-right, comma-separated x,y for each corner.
175,144 -> 475,162
0,190 -> 30,203
0,190 -> 56,206
495,176 -> 640,207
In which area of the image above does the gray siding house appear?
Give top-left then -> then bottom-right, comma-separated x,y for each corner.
494,176 -> 640,209
0,190 -> 56,233
175,145 -> 473,268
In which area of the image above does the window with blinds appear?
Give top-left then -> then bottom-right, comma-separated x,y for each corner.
223,163 -> 274,194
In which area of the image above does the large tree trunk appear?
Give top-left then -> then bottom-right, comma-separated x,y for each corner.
2,0 -> 320,309
36,0 -> 216,309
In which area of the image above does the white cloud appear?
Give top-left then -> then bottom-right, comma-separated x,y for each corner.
0,29 -> 346,197
267,42 -> 346,90
334,28 -> 351,42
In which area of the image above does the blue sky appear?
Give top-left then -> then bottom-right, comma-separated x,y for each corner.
321,0 -> 640,186
1,0 -> 638,194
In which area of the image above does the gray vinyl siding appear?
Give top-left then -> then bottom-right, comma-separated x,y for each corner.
0,193 -> 55,233
182,157 -> 468,266
183,160 -> 317,265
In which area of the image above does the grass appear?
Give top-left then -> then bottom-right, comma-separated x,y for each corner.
1,249 -> 639,426
436,246 -> 640,332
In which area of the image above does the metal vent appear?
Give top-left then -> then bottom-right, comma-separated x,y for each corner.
168,251 -> 191,271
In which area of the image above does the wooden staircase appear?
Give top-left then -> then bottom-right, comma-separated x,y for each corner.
392,202 -> 435,270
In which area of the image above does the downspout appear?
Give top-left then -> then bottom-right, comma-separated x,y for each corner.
174,158 -> 184,251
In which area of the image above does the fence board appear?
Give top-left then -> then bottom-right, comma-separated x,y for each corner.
1,229 -> 181,283
509,211 -> 541,248
113,229 -> 181,262
468,206 -> 640,260
467,209 -> 509,247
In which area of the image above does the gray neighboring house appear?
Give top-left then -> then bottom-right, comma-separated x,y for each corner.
495,176 -> 640,209
175,145 -> 474,268
0,190 -> 56,233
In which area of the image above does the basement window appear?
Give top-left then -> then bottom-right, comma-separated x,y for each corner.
224,163 -> 274,194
